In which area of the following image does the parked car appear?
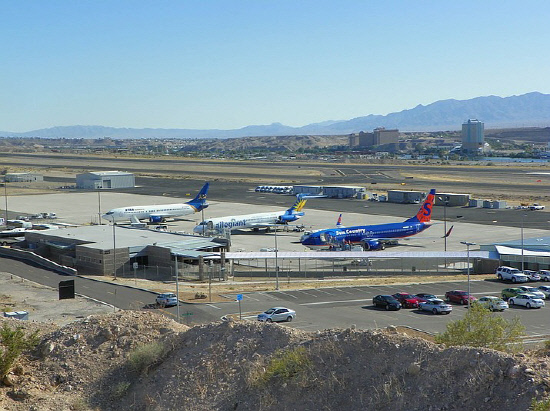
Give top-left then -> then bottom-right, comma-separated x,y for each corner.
415,293 -> 438,303
257,307 -> 296,322
476,296 -> 509,312
517,286 -> 546,300
445,290 -> 476,305
391,293 -> 421,308
501,287 -> 523,300
522,270 -> 541,282
496,266 -> 529,283
508,293 -> 545,309
156,292 -> 178,307
537,270 -> 550,282
373,295 -> 401,311
537,285 -> 550,299
418,298 -> 452,315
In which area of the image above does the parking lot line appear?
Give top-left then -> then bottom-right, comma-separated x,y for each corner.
300,298 -> 371,306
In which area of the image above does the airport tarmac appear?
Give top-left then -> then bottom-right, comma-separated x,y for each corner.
5,190 -> 549,254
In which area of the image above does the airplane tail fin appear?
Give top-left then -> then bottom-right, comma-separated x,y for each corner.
286,194 -> 308,214
186,182 -> 209,211
443,225 -> 454,238
406,189 -> 435,223
336,213 -> 343,227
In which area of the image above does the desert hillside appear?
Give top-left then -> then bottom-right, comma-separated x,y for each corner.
0,311 -> 549,410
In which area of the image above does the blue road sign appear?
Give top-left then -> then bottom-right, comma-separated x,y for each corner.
236,294 -> 243,301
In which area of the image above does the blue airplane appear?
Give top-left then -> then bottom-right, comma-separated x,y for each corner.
300,189 -> 436,251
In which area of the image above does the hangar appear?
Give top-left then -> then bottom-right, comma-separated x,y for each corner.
76,171 -> 135,190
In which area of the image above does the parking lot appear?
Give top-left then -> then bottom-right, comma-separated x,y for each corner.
212,279 -> 549,340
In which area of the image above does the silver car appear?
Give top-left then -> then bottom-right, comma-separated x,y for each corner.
418,298 -> 452,315
257,307 -> 296,323
537,285 -> 550,299
522,270 -> 541,281
477,296 -> 509,312
538,270 -> 550,282
517,286 -> 546,300
156,292 -> 178,307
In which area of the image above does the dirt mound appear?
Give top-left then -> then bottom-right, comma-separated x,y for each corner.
1,312 -> 549,410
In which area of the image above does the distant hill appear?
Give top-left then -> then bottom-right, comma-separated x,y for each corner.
1,92 -> 549,139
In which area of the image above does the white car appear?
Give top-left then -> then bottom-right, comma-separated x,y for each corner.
477,296 -> 509,312
156,292 -> 178,307
522,270 -> 541,281
508,293 -> 545,309
418,298 -> 452,315
537,285 -> 550,299
538,270 -> 550,282
257,307 -> 296,323
517,286 -> 546,300
496,266 -> 529,283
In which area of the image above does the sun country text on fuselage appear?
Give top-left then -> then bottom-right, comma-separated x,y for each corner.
300,189 -> 436,251
193,195 -> 308,234
102,183 -> 209,224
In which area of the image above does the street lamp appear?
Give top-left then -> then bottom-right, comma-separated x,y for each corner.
438,196 -> 449,252
3,178 -> 8,227
274,228 -> 279,290
521,214 -> 526,271
460,241 -> 476,315
112,222 -> 117,280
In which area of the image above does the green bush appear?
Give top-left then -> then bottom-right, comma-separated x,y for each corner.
259,346 -> 311,386
531,397 -> 550,411
0,323 -> 40,379
127,341 -> 167,375
435,303 -> 525,352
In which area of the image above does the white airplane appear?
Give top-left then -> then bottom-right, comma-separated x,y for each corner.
193,195 -> 308,234
102,183 -> 209,224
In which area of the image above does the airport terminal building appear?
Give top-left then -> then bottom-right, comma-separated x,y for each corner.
23,225 -> 228,278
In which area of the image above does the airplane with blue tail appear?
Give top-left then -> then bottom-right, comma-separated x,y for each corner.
300,189 -> 437,250
102,182 -> 209,225
194,194 -> 308,234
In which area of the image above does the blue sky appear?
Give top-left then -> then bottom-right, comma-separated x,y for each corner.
1,1 -> 549,132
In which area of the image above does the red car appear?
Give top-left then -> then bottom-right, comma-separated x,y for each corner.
392,292 -> 420,308
445,290 -> 476,305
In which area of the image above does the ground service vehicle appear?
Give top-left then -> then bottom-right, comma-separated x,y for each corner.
418,299 -> 452,315
508,294 -> 545,309
445,290 -> 476,305
257,307 -> 296,322
156,293 -> 178,307
477,296 -> 509,312
496,266 -> 529,283
373,295 -> 401,311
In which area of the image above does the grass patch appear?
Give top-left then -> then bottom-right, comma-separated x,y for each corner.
257,346 -> 311,386
127,341 -> 168,375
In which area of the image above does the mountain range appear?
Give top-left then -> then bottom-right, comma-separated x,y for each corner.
1,92 -> 549,139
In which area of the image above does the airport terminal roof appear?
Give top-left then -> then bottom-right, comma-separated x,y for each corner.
484,237 -> 550,253
209,251 -> 494,260
29,225 -> 222,252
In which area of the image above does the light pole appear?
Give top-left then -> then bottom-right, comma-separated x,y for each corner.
521,214 -> 526,271
438,196 -> 449,252
97,188 -> 102,225
274,228 -> 279,290
461,241 -> 476,315
112,222 -> 117,280
3,178 -> 8,227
